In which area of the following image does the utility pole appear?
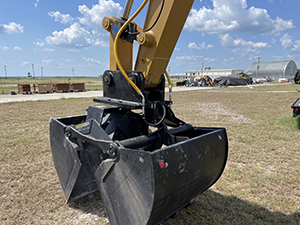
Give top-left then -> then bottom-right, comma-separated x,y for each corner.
41,67 -> 43,79
32,63 -> 35,79
201,63 -> 204,77
256,57 -> 261,78
72,67 -> 74,77
4,65 -> 7,78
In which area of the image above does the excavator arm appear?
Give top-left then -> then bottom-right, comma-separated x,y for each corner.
105,0 -> 194,88
99,0 -> 196,124
135,0 -> 194,87
49,1 -> 228,224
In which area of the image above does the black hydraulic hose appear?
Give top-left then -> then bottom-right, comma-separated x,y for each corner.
129,0 -> 165,35
118,124 -> 194,149
143,101 -> 167,127
118,132 -> 162,149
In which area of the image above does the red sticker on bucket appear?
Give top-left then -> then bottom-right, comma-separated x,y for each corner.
159,162 -> 165,169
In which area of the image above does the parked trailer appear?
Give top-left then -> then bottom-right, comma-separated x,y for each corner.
33,83 -> 53,93
70,83 -> 85,92
18,84 -> 31,94
53,83 -> 70,92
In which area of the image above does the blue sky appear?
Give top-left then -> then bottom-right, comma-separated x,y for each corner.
0,0 -> 299,77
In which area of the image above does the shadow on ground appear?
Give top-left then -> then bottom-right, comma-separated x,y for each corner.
69,189 -> 300,224
166,190 -> 300,225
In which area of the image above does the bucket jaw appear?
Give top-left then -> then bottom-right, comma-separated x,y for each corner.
50,103 -> 228,224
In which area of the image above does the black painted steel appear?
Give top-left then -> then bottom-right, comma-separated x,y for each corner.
96,127 -> 228,225
291,98 -> 300,117
50,103 -> 228,224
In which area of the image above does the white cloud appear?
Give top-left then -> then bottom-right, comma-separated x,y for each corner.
21,61 -> 30,67
42,59 -> 54,64
1,46 -> 9,51
78,0 -> 122,47
34,41 -> 45,47
280,33 -> 293,48
188,41 -> 214,50
65,49 -> 80,52
34,0 -> 40,9
174,55 -> 204,67
174,55 -> 216,69
292,40 -> 300,52
60,58 -> 73,62
78,0 -> 122,31
220,33 -> 271,54
0,22 -> 24,34
48,11 -> 73,24
83,57 -> 104,65
223,57 -> 235,63
176,55 -> 203,61
45,0 -> 121,49
185,0 -> 294,35
204,57 -> 216,62
45,23 -> 92,49
42,48 -> 55,52
280,33 -> 300,55
273,55 -> 284,61
14,46 -> 22,50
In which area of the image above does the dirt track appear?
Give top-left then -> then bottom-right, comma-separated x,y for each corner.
0,91 -> 103,103
0,87 -> 211,103
0,83 -> 292,104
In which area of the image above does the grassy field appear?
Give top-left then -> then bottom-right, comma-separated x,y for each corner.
0,84 -> 300,224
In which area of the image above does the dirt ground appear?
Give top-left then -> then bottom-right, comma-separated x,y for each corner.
0,83 -> 292,104
1,83 -> 299,225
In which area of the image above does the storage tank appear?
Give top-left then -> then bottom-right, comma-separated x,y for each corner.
247,60 -> 297,79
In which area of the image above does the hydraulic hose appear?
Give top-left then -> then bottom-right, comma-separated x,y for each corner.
129,0 -> 165,35
143,101 -> 167,127
164,69 -> 172,103
114,0 -> 148,115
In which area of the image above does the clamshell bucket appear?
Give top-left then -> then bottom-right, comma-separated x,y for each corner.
291,98 -> 300,117
50,104 -> 228,225
96,127 -> 227,225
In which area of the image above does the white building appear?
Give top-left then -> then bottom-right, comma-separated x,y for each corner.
185,69 -> 244,80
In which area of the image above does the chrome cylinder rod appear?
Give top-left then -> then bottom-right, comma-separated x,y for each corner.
122,0 -> 134,20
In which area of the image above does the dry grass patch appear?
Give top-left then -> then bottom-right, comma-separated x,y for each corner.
1,84 -> 300,224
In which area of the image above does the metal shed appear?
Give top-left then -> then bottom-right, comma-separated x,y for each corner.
247,60 -> 297,79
